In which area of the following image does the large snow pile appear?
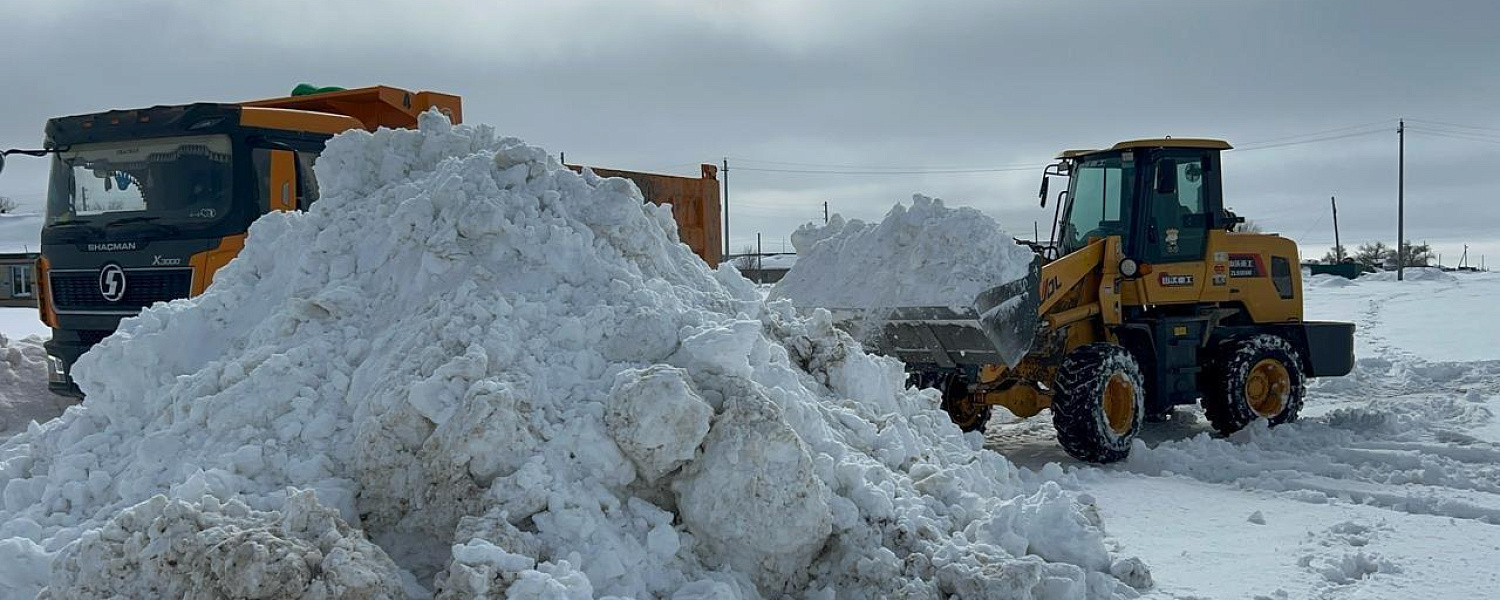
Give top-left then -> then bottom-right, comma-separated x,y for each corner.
0,113 -> 1142,599
771,196 -> 1035,311
0,333 -> 69,438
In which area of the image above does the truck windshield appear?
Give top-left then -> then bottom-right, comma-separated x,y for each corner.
46,135 -> 232,227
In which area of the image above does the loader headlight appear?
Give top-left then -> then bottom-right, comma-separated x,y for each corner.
1119,258 -> 1140,277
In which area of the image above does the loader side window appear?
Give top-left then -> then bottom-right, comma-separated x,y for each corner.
1145,151 -> 1211,262
1271,256 -> 1295,299
1062,156 -> 1132,254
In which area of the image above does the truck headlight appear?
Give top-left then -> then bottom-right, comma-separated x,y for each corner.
46,355 -> 68,383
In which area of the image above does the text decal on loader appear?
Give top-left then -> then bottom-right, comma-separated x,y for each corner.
1159,273 -> 1195,287
1229,253 -> 1264,277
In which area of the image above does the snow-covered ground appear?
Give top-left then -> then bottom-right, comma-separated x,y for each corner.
990,270 -> 1500,599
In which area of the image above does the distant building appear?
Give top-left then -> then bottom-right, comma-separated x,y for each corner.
0,252 -> 38,307
734,253 -> 797,284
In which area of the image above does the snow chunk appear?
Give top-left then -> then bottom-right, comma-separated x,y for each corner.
39,490 -> 403,599
672,392 -> 833,593
605,365 -> 713,483
0,334 -> 73,437
1109,556 -> 1153,590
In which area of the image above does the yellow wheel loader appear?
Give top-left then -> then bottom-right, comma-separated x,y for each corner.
871,138 -> 1355,463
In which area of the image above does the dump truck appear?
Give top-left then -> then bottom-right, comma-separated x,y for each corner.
0,85 -> 722,397
862,138 -> 1355,462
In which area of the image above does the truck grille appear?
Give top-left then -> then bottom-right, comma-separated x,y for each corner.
49,268 -> 193,313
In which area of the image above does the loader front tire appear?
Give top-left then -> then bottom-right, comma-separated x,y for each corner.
1052,343 -> 1145,463
1203,335 -> 1305,435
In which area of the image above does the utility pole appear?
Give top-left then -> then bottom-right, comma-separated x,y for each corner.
722,158 -> 730,257
1331,196 -> 1342,261
1397,119 -> 1405,281
823,201 -> 829,225
755,232 -> 763,283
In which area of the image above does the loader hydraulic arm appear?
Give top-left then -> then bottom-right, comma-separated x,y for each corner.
1037,238 -> 1106,317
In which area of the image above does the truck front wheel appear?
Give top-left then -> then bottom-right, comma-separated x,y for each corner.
1052,343 -> 1145,463
1203,334 -> 1306,435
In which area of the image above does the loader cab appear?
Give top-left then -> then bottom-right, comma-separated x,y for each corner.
1054,138 -> 1233,264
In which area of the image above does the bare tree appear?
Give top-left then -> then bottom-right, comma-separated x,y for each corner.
1399,241 -> 1435,267
1353,241 -> 1394,269
732,244 -> 758,270
1320,244 -> 1349,264
0,196 -> 17,214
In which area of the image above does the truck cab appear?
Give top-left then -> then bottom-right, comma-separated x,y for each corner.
33,86 -> 461,396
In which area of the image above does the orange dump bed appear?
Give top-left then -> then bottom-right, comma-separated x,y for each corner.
244,86 -> 720,266
573,164 -> 723,267
241,86 -> 462,131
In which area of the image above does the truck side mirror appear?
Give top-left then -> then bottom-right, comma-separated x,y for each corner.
1038,176 -> 1050,207
1154,158 -> 1177,195
0,152 -> 7,176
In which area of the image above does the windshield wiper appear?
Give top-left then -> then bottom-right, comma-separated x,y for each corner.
47,221 -> 105,235
104,215 -> 162,226
104,216 -> 181,236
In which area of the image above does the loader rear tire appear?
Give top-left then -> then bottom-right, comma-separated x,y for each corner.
937,371 -> 990,433
910,370 -> 990,433
1052,343 -> 1145,463
1203,334 -> 1305,435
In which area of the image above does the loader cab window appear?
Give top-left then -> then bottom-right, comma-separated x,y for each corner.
1061,154 -> 1133,255
1144,149 -> 1215,263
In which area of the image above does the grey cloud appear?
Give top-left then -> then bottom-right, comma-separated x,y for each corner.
4,0 -> 1497,261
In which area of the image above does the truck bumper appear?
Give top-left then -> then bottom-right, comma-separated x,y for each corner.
42,333 -> 91,398
1297,321 -> 1356,377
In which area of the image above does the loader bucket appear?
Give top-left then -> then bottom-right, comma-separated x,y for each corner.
859,258 -> 1041,368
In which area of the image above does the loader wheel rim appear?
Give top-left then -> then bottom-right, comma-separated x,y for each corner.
1103,373 -> 1136,435
1245,358 -> 1290,417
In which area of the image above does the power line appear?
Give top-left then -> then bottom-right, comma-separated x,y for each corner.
732,164 -> 1046,175
1229,119 -> 1395,149
1404,127 -> 1500,145
1404,118 -> 1500,133
730,156 -> 1041,171
1230,128 -> 1389,153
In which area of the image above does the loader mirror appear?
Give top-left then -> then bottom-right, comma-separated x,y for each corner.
1154,158 -> 1177,195
1038,176 -> 1050,206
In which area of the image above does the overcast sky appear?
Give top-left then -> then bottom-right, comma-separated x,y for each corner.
4,0 -> 1499,266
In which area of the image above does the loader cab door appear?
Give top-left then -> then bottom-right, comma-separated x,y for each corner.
1141,149 -> 1219,263
1060,153 -> 1136,256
